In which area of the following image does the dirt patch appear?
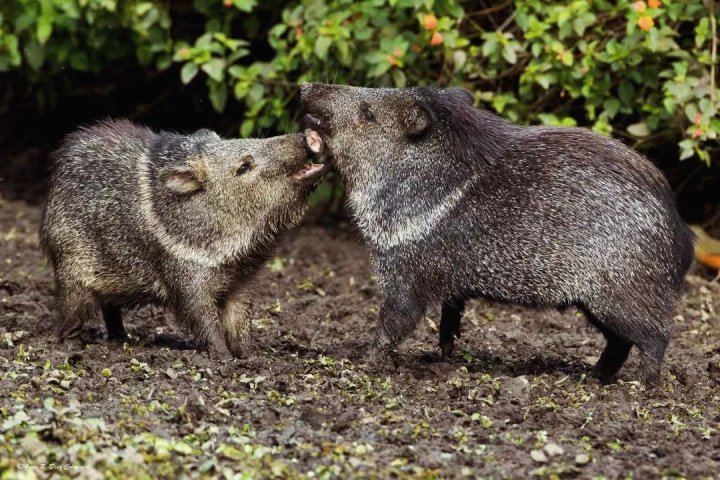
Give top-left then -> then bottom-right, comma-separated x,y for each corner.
1,197 -> 719,478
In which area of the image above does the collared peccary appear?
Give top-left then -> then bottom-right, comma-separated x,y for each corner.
40,119 -> 325,359
300,83 -> 694,385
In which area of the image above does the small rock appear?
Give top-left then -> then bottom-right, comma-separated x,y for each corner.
530,449 -> 548,463
164,367 -> 178,380
259,409 -> 279,427
583,356 -> 599,367
300,406 -> 327,429
575,453 -> 590,465
332,409 -> 357,432
544,442 -> 564,457
21,435 -> 46,457
501,375 -> 530,399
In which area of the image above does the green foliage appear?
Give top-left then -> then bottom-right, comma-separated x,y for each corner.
0,0 -> 172,73
1,0 -> 718,163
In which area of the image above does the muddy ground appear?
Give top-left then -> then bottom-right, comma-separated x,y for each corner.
1,196 -> 719,479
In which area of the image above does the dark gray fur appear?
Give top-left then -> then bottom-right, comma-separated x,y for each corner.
300,83 -> 694,385
41,119 -> 320,358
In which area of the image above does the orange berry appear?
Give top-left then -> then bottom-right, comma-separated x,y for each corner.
422,14 -> 438,31
648,0 -> 660,8
694,112 -> 703,126
430,32 -> 444,46
692,127 -> 703,139
633,1 -> 647,12
637,15 -> 654,31
223,0 -> 233,7
179,47 -> 191,59
294,27 -> 303,37
388,55 -> 398,66
392,47 -> 403,57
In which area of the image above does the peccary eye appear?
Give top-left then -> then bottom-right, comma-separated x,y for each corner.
236,161 -> 252,176
360,102 -> 376,122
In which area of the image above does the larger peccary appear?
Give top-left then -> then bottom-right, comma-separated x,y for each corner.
300,83 -> 694,384
41,120 -> 325,358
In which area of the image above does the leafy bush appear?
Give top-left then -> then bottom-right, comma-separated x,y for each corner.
1,0 -> 718,163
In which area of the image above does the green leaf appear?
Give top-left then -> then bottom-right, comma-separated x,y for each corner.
233,0 -> 257,13
502,45 -> 517,64
536,73 -> 555,90
482,37 -> 497,58
181,62 -> 198,84
24,40 -> 45,70
392,69 -> 406,87
240,119 -> 255,138
453,50 -> 467,73
662,98 -> 676,114
626,122 -> 650,137
37,17 -> 53,44
678,139 -> 695,160
603,98 -> 620,119
247,83 -> 264,104
201,59 -> 225,83
314,37 -> 332,60
618,80 -> 634,106
209,81 -> 227,113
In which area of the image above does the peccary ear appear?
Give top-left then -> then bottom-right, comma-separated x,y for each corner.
403,102 -> 434,138
445,87 -> 474,105
159,164 -> 206,195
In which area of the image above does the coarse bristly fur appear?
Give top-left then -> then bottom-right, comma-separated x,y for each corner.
40,119 -> 322,359
300,83 -> 695,385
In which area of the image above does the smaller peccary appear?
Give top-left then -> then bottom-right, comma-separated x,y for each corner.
300,83 -> 695,385
41,120 -> 325,358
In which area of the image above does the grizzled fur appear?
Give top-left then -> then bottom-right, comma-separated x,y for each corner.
301,83 -> 694,385
41,120 -> 318,359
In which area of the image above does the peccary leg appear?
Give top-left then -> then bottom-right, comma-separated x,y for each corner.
439,298 -> 465,359
219,288 -> 253,358
55,275 -> 97,343
373,291 -> 425,360
591,328 -> 632,384
633,327 -> 669,386
584,306 -> 668,385
174,292 -> 232,360
102,304 -> 127,340
583,310 -> 632,383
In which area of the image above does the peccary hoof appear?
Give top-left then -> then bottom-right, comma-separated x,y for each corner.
57,336 -> 88,354
588,368 -> 618,386
106,330 -> 128,342
365,347 -> 400,372
439,338 -> 456,360
207,343 -> 234,361
226,342 -> 252,359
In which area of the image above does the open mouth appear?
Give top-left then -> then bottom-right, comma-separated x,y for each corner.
291,128 -> 329,183
291,162 -> 329,182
